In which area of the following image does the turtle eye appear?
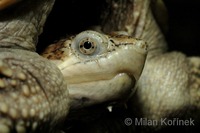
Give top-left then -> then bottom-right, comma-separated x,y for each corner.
79,39 -> 97,55
71,30 -> 108,58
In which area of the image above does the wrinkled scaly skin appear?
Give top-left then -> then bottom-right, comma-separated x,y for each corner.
0,0 -> 70,132
0,0 -> 200,133
0,0 -> 148,132
100,0 -> 200,131
64,0 -> 200,132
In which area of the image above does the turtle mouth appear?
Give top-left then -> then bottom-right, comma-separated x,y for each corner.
68,73 -> 136,109
64,71 -> 134,84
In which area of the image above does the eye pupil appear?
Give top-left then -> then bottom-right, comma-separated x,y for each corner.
83,41 -> 92,49
79,39 -> 97,55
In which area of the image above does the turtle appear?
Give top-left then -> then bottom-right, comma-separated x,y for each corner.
0,0 -> 200,133
54,0 -> 200,132
0,0 -> 147,132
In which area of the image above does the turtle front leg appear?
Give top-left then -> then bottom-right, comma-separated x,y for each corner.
0,49 -> 69,132
0,0 -> 70,132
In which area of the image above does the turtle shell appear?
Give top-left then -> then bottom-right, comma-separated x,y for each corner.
0,0 -> 22,10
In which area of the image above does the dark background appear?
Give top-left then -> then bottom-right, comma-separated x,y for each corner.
38,0 -> 200,56
164,0 -> 200,56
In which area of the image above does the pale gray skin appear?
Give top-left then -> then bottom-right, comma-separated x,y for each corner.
100,0 -> 200,129
0,0 -> 200,133
0,0 -> 148,132
0,0 -> 70,132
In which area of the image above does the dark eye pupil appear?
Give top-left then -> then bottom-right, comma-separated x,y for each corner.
83,41 -> 92,49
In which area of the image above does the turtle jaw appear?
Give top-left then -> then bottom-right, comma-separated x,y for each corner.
58,38 -> 148,109
69,73 -> 136,109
